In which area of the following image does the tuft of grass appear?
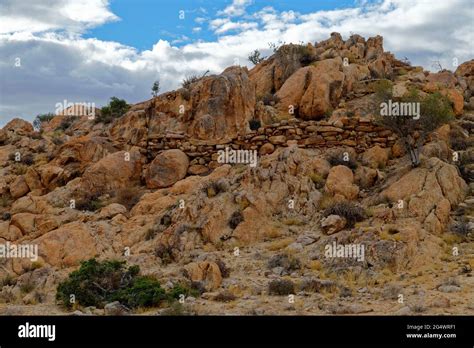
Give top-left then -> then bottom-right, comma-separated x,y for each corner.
309,173 -> 325,189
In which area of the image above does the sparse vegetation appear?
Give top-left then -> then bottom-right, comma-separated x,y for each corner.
203,180 -> 228,198
323,201 -> 366,228
228,211 -> 244,229
182,70 -> 209,89
151,80 -> 160,97
327,151 -> 358,170
248,49 -> 265,65
268,279 -> 295,295
33,113 -> 55,131
56,116 -> 75,131
260,93 -> 280,106
56,258 -> 186,309
375,88 -> 454,167
309,173 -> 325,189
115,186 -> 143,210
267,253 -> 301,273
75,192 -> 103,212
95,97 -> 130,124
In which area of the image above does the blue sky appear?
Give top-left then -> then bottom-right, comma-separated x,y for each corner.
0,0 -> 472,125
85,0 -> 360,50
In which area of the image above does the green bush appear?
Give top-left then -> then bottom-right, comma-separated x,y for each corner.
56,259 -> 177,309
95,97 -> 130,124
33,113 -> 55,131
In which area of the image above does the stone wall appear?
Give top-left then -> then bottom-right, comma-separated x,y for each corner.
131,117 -> 397,175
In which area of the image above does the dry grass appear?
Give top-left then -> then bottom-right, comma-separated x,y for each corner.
266,237 -> 294,251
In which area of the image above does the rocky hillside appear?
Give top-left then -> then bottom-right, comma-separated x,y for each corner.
0,33 -> 473,315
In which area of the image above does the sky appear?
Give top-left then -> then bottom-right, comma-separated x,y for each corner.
0,0 -> 473,126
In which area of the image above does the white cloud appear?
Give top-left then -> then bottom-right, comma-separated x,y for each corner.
0,0 -> 118,34
1,0 -> 473,126
217,0 -> 253,17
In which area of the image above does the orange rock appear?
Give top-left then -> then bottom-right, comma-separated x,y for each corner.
324,165 -> 359,200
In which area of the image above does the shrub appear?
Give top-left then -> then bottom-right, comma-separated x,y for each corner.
33,113 -> 55,131
267,254 -> 301,273
0,274 -> 16,287
56,116 -> 75,131
75,192 -> 103,212
115,187 -> 143,210
182,70 -> 209,89
375,89 -> 454,167
260,93 -> 280,106
297,45 -> 316,66
0,193 -> 13,208
309,173 -> 325,189
450,126 -> 470,151
327,151 -> 358,170
95,97 -> 130,124
228,211 -> 244,229
215,258 -> 230,278
20,279 -> 36,294
203,180 -> 228,198
56,258 -> 173,309
21,153 -> 34,166
450,218 -> 470,237
248,49 -> 265,65
167,283 -> 199,300
112,276 -> 166,308
213,290 -> 236,302
249,119 -> 261,131
373,79 -> 393,101
155,244 -> 174,265
323,201 -> 366,228
268,279 -> 295,295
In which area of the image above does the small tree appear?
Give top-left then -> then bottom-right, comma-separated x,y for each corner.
95,97 -> 130,124
248,49 -> 265,65
33,113 -> 55,131
151,80 -> 160,97
375,84 -> 454,167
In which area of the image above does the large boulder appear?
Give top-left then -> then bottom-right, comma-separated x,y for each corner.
184,261 -> 223,291
381,158 -> 467,234
145,149 -> 189,189
361,145 -> 390,169
324,165 -> 359,200
187,66 -> 255,141
9,176 -> 30,199
111,67 -> 255,143
82,149 -> 143,193
249,43 -> 312,97
3,118 -> 34,135
276,57 -> 345,119
34,222 -> 99,267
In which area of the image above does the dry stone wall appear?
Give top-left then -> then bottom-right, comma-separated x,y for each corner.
131,117 -> 397,174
